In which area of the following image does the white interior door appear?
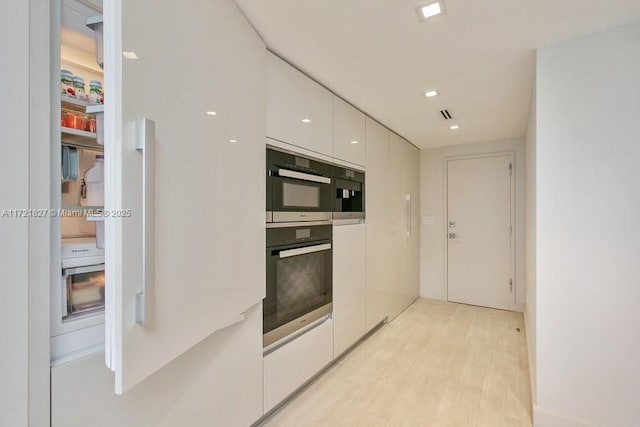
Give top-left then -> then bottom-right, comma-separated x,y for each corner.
446,154 -> 514,310
104,0 -> 266,394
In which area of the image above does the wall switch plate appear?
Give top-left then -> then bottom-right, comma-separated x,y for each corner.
422,216 -> 434,225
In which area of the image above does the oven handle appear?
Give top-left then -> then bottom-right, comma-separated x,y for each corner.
63,263 -> 105,276
279,243 -> 332,259
278,168 -> 331,185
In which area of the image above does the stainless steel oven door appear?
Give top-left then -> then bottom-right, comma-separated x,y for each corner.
62,263 -> 106,319
264,238 -> 333,346
271,169 -> 332,222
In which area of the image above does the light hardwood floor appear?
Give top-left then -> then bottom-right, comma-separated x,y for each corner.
262,298 -> 532,427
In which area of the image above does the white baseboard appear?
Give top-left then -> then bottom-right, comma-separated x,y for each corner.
534,406 -> 602,427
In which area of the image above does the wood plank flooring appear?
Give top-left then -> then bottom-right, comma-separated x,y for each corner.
262,298 -> 532,427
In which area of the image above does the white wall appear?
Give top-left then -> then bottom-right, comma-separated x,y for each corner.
525,80 -> 537,406
419,138 -> 526,309
52,303 -> 263,427
0,2 -> 30,425
535,23 -> 640,427
0,1 -> 51,426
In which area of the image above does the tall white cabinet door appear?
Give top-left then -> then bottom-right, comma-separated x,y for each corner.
365,118 -> 395,329
387,132 -> 421,319
266,53 -> 333,156
333,223 -> 366,357
398,138 -> 420,306
332,97 -> 365,166
387,132 -> 410,319
105,0 -> 266,394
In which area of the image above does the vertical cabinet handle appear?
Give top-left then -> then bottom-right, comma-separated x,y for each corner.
135,118 -> 155,325
405,194 -> 411,238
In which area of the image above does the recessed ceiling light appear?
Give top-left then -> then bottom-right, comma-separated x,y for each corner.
206,111 -> 217,116
449,124 -> 460,130
350,140 -> 359,144
301,118 -> 311,123
422,3 -> 441,18
424,90 -> 439,98
122,51 -> 139,59
416,1 -> 446,21
229,139 -> 237,143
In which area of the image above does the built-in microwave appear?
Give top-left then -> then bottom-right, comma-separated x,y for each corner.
332,166 -> 365,220
266,147 -> 332,223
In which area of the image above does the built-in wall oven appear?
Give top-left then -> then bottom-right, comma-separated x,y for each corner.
264,223 -> 333,347
266,147 -> 332,223
332,165 -> 365,220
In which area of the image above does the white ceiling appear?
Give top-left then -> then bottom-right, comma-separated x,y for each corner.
234,0 -> 640,149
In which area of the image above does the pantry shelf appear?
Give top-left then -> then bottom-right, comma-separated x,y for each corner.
62,127 -> 96,139
86,104 -> 104,114
61,95 -> 89,112
62,95 -> 104,115
61,127 -> 102,151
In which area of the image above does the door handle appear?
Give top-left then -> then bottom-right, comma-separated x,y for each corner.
135,118 -> 155,326
449,232 -> 456,239
279,243 -> 331,259
278,168 -> 331,184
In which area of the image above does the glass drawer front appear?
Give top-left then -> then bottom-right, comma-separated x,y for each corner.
66,270 -> 105,316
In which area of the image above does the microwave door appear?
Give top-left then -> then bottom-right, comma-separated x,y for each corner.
272,175 -> 332,222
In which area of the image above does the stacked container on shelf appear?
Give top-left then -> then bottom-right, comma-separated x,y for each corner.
60,70 -> 103,134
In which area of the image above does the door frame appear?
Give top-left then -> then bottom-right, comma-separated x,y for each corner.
443,151 -> 517,310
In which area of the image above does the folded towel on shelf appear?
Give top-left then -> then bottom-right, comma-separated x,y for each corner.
61,145 -> 70,181
61,145 -> 80,181
69,147 -> 79,180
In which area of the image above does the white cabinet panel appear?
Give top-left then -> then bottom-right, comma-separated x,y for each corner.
105,0 -> 266,393
333,223 -> 366,357
266,53 -> 333,156
396,136 -> 421,308
264,318 -> 334,413
52,303 -> 263,427
365,118 -> 395,330
332,97 -> 366,166
366,124 -> 420,327
389,132 -> 420,318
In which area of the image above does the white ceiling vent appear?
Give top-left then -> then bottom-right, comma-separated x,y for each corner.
440,109 -> 453,120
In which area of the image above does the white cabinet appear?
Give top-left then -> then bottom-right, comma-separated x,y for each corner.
104,0 -> 266,394
332,96 -> 366,166
365,119 -> 396,328
52,303 -> 264,427
391,133 -> 421,312
266,53 -> 333,156
366,121 -> 420,327
263,318 -> 334,413
332,223 -> 366,357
